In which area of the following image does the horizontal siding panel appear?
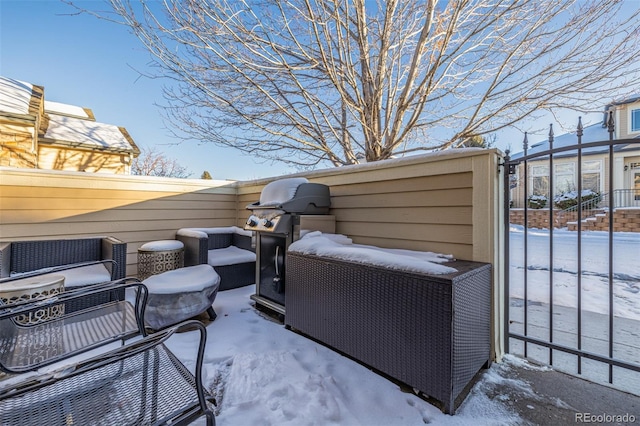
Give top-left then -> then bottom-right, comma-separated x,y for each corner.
330,188 -> 472,209
340,222 -> 472,245
1,186 -> 235,201
0,218 -> 236,240
0,207 -> 236,224
328,173 -> 472,196
335,206 -> 472,225
305,157 -> 474,186
1,196 -> 232,211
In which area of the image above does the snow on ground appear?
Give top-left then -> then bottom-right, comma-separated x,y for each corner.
166,285 -> 526,426
509,225 -> 640,320
162,226 -> 639,425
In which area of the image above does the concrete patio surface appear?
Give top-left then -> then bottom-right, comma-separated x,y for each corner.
485,358 -> 640,425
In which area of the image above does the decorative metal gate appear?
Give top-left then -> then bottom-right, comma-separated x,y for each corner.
502,112 -> 640,393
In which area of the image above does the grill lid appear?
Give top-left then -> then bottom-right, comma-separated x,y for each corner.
246,177 -> 330,215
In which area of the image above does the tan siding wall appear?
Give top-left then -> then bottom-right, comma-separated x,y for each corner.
37,145 -> 127,174
0,121 -> 37,168
236,150 -> 502,264
0,168 -> 238,276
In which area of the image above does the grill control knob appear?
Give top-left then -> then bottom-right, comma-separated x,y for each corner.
262,218 -> 274,228
246,216 -> 258,227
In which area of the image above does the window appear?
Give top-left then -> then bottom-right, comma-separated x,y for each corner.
632,108 -> 640,132
530,164 -> 549,196
554,163 -> 575,196
582,160 -> 602,193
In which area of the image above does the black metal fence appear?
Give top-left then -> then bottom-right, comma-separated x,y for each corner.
503,112 -> 640,393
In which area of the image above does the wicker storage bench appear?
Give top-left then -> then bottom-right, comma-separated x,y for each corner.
285,253 -> 492,414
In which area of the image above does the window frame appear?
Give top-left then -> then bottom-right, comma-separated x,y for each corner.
631,108 -> 640,133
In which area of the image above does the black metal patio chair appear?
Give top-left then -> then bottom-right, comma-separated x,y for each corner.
0,272 -> 215,425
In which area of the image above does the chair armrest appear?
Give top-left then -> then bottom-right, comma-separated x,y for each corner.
176,234 -> 209,266
0,243 -> 10,278
101,237 -> 127,280
232,233 -> 254,252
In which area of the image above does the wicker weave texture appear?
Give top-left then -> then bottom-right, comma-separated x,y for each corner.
285,254 -> 491,414
0,237 -> 127,313
0,237 -> 127,281
216,262 -> 256,291
177,230 -> 256,290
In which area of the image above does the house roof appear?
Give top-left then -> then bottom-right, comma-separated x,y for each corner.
0,76 -> 34,117
0,75 -> 138,155
41,113 -> 136,153
44,100 -> 93,120
510,122 -> 640,160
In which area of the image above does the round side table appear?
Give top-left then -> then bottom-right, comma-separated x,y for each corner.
0,274 -> 65,325
137,240 -> 185,281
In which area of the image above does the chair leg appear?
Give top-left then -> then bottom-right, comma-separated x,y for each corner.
206,307 -> 217,322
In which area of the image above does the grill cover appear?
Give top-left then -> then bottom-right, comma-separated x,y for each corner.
247,178 -> 330,214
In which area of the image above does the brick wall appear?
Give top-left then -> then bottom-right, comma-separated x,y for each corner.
510,208 -> 640,232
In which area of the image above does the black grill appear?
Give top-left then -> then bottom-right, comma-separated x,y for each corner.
244,178 -> 330,316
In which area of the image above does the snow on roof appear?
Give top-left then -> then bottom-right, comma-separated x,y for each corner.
44,100 -> 90,119
289,231 -> 458,275
0,76 -> 33,116
511,121 -> 640,160
43,113 -> 133,151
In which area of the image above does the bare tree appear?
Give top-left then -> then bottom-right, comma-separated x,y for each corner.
131,146 -> 191,178
71,0 -> 640,167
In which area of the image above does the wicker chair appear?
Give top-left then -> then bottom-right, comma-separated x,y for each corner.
176,227 -> 256,291
0,237 -> 127,312
0,275 -> 215,425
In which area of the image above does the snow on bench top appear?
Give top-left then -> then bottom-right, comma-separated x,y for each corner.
288,231 -> 457,275
176,226 -> 253,238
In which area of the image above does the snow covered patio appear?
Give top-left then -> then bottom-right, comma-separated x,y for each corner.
168,284 -> 639,425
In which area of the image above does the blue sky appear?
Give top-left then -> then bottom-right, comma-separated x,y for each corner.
0,0 -> 294,180
0,1 -> 613,179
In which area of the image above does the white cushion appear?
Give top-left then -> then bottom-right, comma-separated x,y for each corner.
208,246 -> 256,267
58,263 -> 113,288
10,263 -> 112,288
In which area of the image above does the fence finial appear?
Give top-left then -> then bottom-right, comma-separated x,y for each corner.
577,116 -> 583,143
548,123 -> 554,148
607,110 -> 615,140
523,132 -> 528,154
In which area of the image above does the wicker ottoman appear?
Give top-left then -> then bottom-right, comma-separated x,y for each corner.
138,240 -> 184,280
142,264 -> 220,330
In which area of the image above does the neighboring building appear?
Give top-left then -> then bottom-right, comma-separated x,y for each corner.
509,97 -> 640,208
0,76 -> 139,174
